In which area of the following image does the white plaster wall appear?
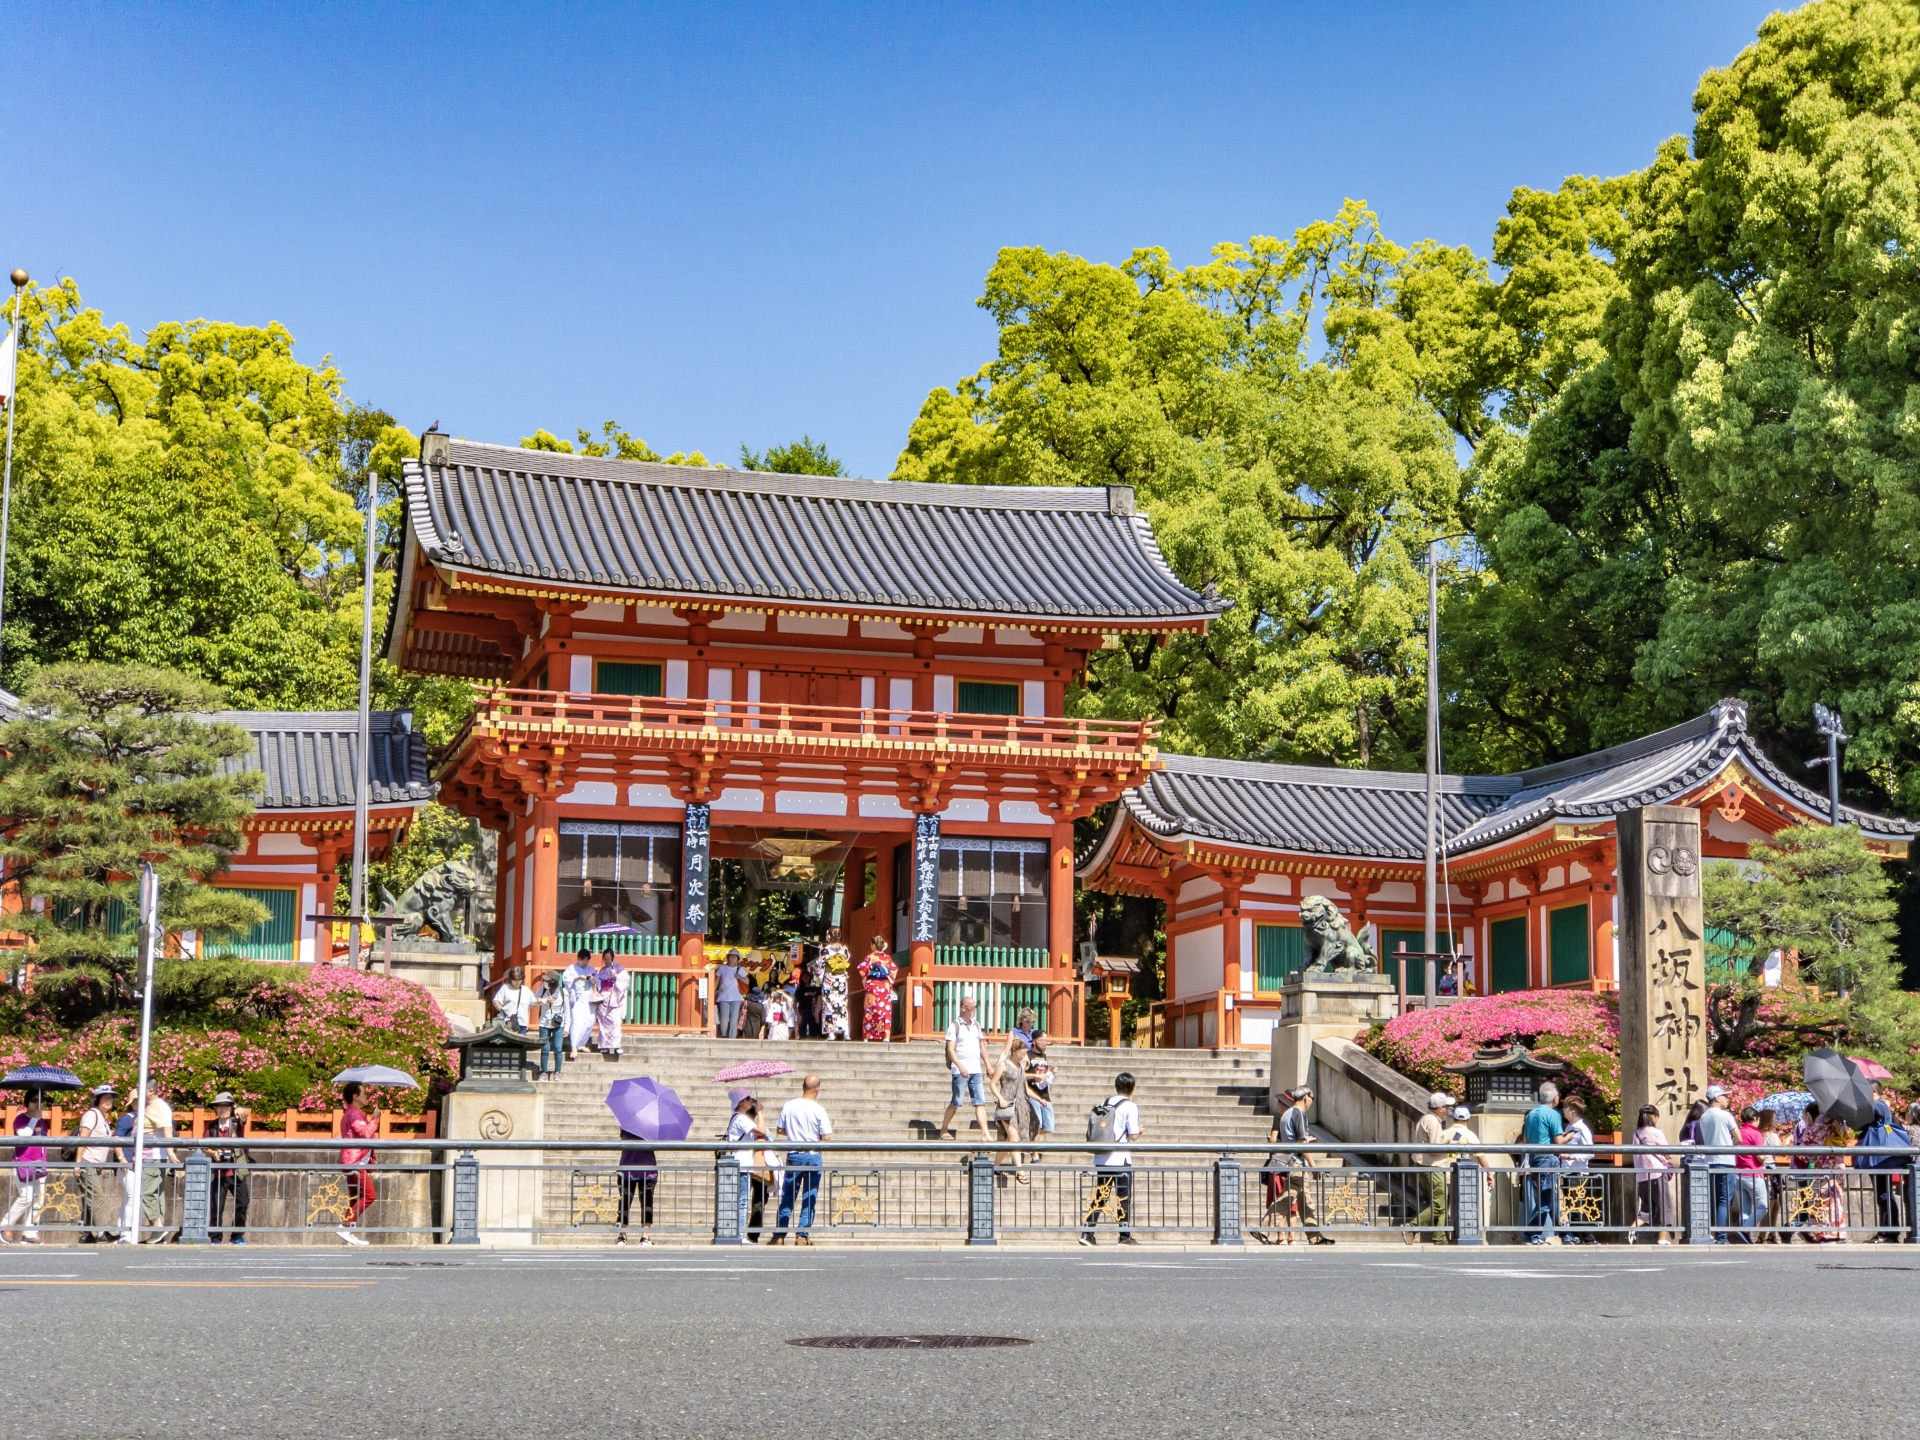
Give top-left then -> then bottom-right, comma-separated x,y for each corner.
1247,873 -> 1292,896
569,654 -> 593,692
889,678 -> 913,713
1023,681 -> 1045,717
941,797 -> 989,821
579,601 -> 624,622
861,621 -> 911,640
1373,881 -> 1417,903
666,659 -> 689,698
712,610 -> 763,631
945,626 -> 984,644
777,614 -> 847,636
1174,925 -> 1224,999
709,668 -> 733,702
1300,877 -> 1348,900
776,790 -> 848,816
933,675 -> 954,711
560,780 -> 617,805
1178,877 -> 1221,904
999,800 -> 1047,825
859,792 -> 909,818
255,833 -> 316,855
713,788 -> 765,812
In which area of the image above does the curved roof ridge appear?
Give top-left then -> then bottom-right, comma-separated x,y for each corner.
438,438 -> 1124,514
1155,750 -> 1517,796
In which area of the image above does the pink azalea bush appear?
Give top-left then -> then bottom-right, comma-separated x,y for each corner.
1363,990 -> 1623,1131
0,965 -> 455,1121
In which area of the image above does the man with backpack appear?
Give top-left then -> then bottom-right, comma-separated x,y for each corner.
1079,1072 -> 1141,1247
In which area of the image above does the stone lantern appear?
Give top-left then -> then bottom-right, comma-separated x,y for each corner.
1443,1044 -> 1565,1145
440,1020 -> 546,1245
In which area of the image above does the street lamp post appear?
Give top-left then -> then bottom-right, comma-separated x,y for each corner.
1811,703 -> 1847,826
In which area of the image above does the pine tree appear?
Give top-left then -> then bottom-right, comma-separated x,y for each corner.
0,663 -> 268,998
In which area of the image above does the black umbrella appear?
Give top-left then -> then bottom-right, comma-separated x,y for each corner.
1804,1048 -> 1876,1130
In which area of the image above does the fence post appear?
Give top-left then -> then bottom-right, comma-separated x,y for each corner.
1451,1159 -> 1483,1246
1682,1157 -> 1714,1245
713,1155 -> 743,1245
1213,1157 -> 1243,1245
966,1152 -> 997,1246
450,1150 -> 480,1245
1909,1158 -> 1920,1246
179,1151 -> 212,1245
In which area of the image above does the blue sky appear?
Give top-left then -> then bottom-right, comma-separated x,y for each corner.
4,2 -> 1779,479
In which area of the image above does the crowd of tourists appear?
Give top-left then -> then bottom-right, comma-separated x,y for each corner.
2,1081 -> 384,1247
1502,1080 -> 1917,1245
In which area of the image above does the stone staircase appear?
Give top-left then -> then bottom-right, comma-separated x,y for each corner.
528,1038 -> 1278,1239
538,1037 -> 1276,1147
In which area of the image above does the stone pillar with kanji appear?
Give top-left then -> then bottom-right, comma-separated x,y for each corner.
1617,805 -> 1709,1135
909,813 -> 940,1036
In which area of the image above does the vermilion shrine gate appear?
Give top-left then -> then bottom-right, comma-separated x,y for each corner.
386,437 -> 1223,1040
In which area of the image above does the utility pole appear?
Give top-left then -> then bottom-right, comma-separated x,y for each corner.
1423,539 -> 1440,958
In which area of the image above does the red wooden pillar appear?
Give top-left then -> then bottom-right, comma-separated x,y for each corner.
1221,875 -> 1243,996
531,799 -> 560,974
490,827 -> 513,983
1050,819 -> 1076,1040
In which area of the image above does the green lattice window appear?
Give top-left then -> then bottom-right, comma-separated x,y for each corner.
1379,929 -> 1461,993
956,681 -> 1020,715
597,662 -> 663,697
209,887 -> 298,962
1549,904 -> 1590,986
1490,916 -> 1529,993
1255,924 -> 1305,991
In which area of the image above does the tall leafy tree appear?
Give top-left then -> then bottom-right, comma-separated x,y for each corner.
0,664 -> 267,995
739,436 -> 845,476
895,202 -> 1461,764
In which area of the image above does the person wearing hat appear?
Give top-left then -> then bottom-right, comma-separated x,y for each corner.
76,1084 -> 121,1243
1273,1087 -> 1332,1245
1407,1091 -> 1456,1244
206,1093 -> 252,1244
1696,1084 -> 1740,1242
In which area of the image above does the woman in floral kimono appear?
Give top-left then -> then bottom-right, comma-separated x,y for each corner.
593,952 -> 630,1061
1800,1109 -> 1854,1242
860,933 -> 899,1042
818,928 -> 852,1040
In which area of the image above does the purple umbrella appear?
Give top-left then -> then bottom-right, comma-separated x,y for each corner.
606,1077 -> 692,1143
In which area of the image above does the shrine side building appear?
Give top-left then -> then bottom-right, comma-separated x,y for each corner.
1077,698 -> 1916,1049
384,437 -> 1224,1039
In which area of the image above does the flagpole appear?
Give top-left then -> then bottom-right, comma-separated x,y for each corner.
0,268 -> 28,677
128,862 -> 160,1245
348,465 -> 378,969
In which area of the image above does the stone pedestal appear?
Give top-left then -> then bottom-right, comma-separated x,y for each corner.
440,1023 -> 547,1247
1268,973 -> 1398,1118
386,943 -> 489,1030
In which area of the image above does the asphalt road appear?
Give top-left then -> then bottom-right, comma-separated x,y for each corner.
3,1242 -> 1916,1439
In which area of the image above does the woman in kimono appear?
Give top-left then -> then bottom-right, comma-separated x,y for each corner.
562,949 -> 599,1057
593,952 -> 630,1060
818,928 -> 852,1041
860,933 -> 898,1042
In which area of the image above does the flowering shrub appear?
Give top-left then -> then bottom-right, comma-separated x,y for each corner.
0,964 -> 455,1120
1362,985 -> 1894,1129
1363,991 -> 1622,1130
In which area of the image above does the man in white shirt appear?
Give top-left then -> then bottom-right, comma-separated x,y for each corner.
1080,1072 -> 1141,1246
770,1075 -> 834,1246
938,996 -> 991,1141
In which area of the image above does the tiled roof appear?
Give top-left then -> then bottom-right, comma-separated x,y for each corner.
1089,699 -> 1916,870
401,439 -> 1223,625
215,711 -> 435,810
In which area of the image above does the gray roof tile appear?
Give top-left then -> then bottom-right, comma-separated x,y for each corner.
214,711 -> 435,810
1098,699 -> 1916,867
403,440 -> 1222,624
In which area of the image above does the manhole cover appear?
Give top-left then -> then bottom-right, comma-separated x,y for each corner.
788,1335 -> 1031,1350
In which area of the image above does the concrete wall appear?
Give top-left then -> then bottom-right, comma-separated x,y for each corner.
1310,1037 -> 1431,1149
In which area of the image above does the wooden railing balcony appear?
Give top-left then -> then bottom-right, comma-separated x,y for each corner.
454,688 -> 1159,768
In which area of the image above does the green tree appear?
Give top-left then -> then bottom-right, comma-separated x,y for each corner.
0,664 -> 267,996
739,436 -> 845,476
1705,824 -> 1908,1063
1436,0 -> 1920,808
894,202 -> 1462,763
0,278 -> 436,731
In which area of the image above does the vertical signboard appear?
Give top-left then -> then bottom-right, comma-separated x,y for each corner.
1618,805 -> 1708,1135
912,813 -> 941,947
682,803 -> 711,937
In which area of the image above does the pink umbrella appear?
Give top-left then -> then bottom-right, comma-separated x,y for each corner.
1849,1056 -> 1895,1081
711,1058 -> 795,1084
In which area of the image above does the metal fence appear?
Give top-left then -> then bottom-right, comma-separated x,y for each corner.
4,1139 -> 1919,1247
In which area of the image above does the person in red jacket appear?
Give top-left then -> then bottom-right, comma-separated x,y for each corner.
337,1082 -> 378,1247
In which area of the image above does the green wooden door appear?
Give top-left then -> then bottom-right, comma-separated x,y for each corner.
1489,916 -> 1529,993
214,887 -> 298,961
1255,924 -> 1305,991
1549,903 -> 1590,986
